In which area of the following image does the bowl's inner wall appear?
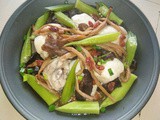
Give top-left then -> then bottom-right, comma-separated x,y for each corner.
1,0 -> 158,120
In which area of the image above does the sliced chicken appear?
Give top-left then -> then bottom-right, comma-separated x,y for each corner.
98,25 -> 127,45
94,58 -> 124,84
71,13 -> 95,27
43,57 -> 71,91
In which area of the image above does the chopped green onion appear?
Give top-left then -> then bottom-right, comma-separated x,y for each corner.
108,68 -> 114,76
77,75 -> 83,81
76,45 -> 82,52
49,104 -> 56,112
93,45 -> 101,50
43,73 -> 48,80
97,61 -> 102,66
93,57 -> 98,62
20,63 -> 25,68
20,68 -> 25,76
100,107 -> 106,113
100,59 -> 107,64
23,74 -> 28,82
27,68 -> 34,74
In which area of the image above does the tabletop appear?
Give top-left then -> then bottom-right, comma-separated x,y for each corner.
0,0 -> 160,120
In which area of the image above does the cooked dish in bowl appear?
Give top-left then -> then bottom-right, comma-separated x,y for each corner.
19,0 -> 138,115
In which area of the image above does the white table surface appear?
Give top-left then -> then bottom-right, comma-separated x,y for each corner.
0,0 -> 160,120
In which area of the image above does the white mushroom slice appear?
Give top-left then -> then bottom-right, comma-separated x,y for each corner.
94,58 -> 124,84
71,13 -> 95,27
34,35 -> 49,59
43,57 -> 71,91
98,25 -> 127,45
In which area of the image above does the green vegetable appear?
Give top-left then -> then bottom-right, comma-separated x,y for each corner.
60,60 -> 79,105
23,74 -> 28,82
34,12 -> 49,30
98,52 -> 112,59
65,32 -> 120,46
56,101 -> 99,114
75,0 -> 98,15
49,104 -> 56,112
76,45 -> 82,52
19,68 -> 25,76
19,63 -> 25,68
100,74 -> 137,108
108,68 -> 114,76
30,34 -> 36,40
45,4 -> 74,12
27,68 -> 34,74
20,28 -> 32,65
97,61 -> 102,66
23,74 -> 59,106
77,75 -> 83,81
93,57 -> 98,62
100,59 -> 107,64
93,45 -> 101,50
100,107 -> 106,113
97,2 -> 123,25
43,73 -> 48,80
126,31 -> 137,66
55,11 -> 76,28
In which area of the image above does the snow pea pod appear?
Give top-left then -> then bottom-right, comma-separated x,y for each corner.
34,11 -> 49,30
100,74 -> 137,108
56,101 -> 99,114
60,60 -> 79,105
55,11 -> 76,28
75,0 -> 98,15
45,4 -> 74,12
20,27 -> 32,65
126,31 -> 137,66
65,32 -> 120,46
23,74 -> 59,106
97,2 -> 123,25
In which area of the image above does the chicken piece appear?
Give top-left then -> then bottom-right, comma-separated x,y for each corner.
34,35 -> 49,59
98,25 -> 127,45
43,57 -> 71,91
34,23 -> 61,59
71,13 -> 95,27
94,58 -> 124,84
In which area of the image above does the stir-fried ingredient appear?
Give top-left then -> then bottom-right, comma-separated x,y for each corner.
43,57 -> 71,91
19,0 -> 138,115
